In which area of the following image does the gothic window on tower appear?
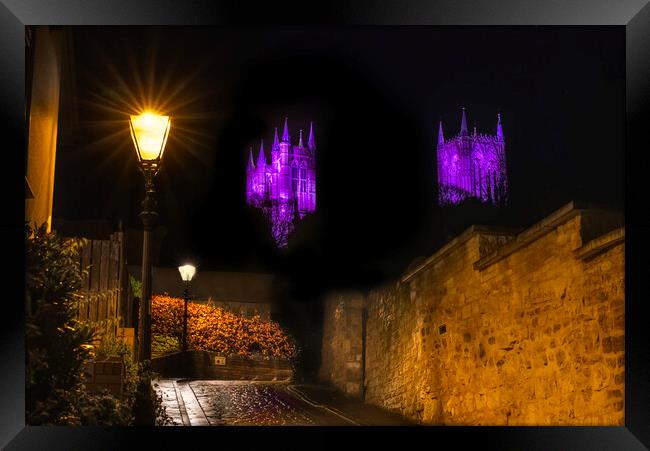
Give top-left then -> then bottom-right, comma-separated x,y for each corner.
292,165 -> 299,192
299,167 -> 307,193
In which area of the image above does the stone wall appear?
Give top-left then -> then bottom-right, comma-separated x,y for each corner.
320,203 -> 624,425
152,351 -> 293,381
319,292 -> 365,397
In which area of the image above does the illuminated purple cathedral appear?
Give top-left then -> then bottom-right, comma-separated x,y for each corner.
437,108 -> 508,205
246,117 -> 317,247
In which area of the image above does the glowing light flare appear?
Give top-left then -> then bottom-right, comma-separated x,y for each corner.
129,111 -> 171,162
178,264 -> 196,282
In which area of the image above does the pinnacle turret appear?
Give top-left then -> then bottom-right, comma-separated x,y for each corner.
298,129 -> 304,147
247,146 -> 255,170
273,127 -> 279,147
437,121 -> 445,147
308,121 -> 316,150
281,117 -> 290,142
460,107 -> 468,136
256,139 -> 266,169
496,112 -> 504,141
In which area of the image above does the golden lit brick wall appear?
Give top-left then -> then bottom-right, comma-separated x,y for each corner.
322,208 -> 624,425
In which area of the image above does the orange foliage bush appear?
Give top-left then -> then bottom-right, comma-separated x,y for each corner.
151,295 -> 297,359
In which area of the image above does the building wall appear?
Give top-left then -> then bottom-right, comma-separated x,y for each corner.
25,27 -> 64,231
320,205 -> 624,425
127,266 -> 276,321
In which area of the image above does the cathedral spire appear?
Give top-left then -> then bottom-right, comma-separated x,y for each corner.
298,129 -> 304,147
273,127 -> 279,147
281,117 -> 290,142
496,112 -> 504,140
308,121 -> 316,150
247,146 -> 255,170
257,139 -> 266,169
460,107 -> 468,136
437,121 -> 445,147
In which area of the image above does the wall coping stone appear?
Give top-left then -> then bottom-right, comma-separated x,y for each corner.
573,227 -> 625,260
473,202 -> 622,271
401,201 -> 622,281
401,225 -> 519,283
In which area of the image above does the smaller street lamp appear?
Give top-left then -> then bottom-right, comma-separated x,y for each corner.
178,264 -> 196,352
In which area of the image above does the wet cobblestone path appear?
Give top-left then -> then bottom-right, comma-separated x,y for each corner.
155,380 -> 353,426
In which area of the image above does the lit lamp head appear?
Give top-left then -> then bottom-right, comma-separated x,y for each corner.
129,111 -> 171,168
178,264 -> 196,283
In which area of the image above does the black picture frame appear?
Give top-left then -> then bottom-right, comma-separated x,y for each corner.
3,1 -> 649,449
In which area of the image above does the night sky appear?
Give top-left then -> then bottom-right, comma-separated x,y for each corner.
53,26 -> 625,300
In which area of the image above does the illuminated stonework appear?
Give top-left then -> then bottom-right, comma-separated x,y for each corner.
246,118 -> 316,247
437,108 -> 508,205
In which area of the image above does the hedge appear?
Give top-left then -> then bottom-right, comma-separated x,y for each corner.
151,295 -> 297,359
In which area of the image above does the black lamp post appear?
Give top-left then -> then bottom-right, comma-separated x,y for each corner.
129,111 -> 171,362
177,264 -> 196,352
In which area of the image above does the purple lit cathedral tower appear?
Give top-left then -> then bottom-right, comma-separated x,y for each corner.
437,108 -> 508,205
246,118 -> 317,247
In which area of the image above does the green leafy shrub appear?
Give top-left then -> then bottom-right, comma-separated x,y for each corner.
25,223 -> 173,426
26,223 -> 97,424
129,275 -> 142,299
95,335 -> 174,426
152,333 -> 181,358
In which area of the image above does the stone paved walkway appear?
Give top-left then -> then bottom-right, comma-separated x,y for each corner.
288,384 -> 415,426
154,379 -> 352,426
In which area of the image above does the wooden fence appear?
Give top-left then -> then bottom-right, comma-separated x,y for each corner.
71,231 -> 129,336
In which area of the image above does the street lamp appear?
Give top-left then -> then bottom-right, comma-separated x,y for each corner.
177,264 -> 196,352
130,111 -> 171,362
